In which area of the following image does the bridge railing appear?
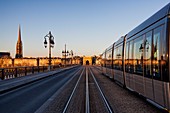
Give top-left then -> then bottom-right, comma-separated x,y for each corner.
0,64 -> 74,80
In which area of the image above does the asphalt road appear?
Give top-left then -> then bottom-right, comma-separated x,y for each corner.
0,66 -> 81,113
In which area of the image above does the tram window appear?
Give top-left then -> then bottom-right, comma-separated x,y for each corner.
113,47 -> 116,69
106,51 -> 108,67
113,47 -> 118,69
152,26 -> 162,80
101,55 -> 103,67
118,46 -> 123,70
109,49 -> 112,69
101,53 -> 106,67
161,25 -> 168,82
134,36 -> 144,75
129,41 -> 134,73
125,42 -> 129,72
144,31 -> 152,78
106,49 -> 112,69
113,45 -> 123,70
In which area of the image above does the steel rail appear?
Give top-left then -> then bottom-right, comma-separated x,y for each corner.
62,67 -> 85,113
85,67 -> 90,113
89,68 -> 113,113
35,67 -> 82,113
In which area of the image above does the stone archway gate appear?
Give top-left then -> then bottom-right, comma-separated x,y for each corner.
83,56 -> 92,65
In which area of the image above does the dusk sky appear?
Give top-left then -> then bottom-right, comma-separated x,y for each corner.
0,0 -> 169,58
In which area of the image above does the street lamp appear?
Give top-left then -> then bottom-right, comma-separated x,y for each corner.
44,31 -> 55,70
70,50 -> 73,64
62,44 -> 69,66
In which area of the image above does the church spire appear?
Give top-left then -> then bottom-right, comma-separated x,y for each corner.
18,25 -> 21,42
15,25 -> 23,58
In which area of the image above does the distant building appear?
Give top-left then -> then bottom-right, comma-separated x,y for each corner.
0,52 -> 10,58
83,56 -> 92,65
15,25 -> 23,58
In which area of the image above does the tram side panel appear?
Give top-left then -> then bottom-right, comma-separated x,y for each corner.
125,15 -> 170,110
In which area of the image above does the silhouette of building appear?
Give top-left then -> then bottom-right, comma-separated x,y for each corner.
15,25 -> 23,58
0,52 -> 10,58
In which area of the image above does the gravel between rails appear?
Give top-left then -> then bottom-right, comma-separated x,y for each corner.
41,67 -> 84,113
88,67 -> 109,113
65,67 -> 85,113
91,66 -> 164,113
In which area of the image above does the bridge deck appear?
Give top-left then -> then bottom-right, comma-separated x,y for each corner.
0,66 -> 76,94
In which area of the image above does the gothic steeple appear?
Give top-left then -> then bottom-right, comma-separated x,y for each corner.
18,25 -> 21,42
15,25 -> 23,58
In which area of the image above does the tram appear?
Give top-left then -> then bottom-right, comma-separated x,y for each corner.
101,3 -> 170,111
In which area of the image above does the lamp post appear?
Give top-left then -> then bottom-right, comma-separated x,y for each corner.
44,31 -> 55,70
70,50 -> 73,64
62,44 -> 69,67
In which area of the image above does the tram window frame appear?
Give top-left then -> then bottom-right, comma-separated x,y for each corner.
161,25 -> 168,82
101,52 -> 106,67
106,49 -> 112,69
113,45 -> 123,70
133,35 -> 144,76
101,54 -> 103,67
144,31 -> 152,78
113,47 -> 116,69
125,42 -> 129,72
152,26 -> 162,80
129,40 -> 134,73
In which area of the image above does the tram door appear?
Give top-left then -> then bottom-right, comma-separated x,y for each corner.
144,31 -> 154,101
152,26 -> 165,107
125,41 -> 135,91
144,26 -> 166,107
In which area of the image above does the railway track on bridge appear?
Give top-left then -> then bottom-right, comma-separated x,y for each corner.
58,66 -> 163,113
88,67 -> 113,113
62,67 -> 85,113
61,66 -> 113,113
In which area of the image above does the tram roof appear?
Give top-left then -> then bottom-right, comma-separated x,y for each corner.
114,36 -> 124,46
127,3 -> 170,38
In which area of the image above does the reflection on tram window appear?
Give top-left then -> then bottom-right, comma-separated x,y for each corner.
113,45 -> 122,70
152,26 -> 161,80
106,49 -> 112,69
101,53 -> 106,67
125,42 -> 129,72
161,25 -> 168,81
129,41 -> 134,73
144,31 -> 152,78
134,36 -> 144,75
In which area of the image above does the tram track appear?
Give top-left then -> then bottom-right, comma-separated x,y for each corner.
88,67 -> 113,113
37,65 -> 164,113
91,66 -> 164,113
62,66 -> 113,113
62,68 -> 85,113
60,66 -> 87,113
85,67 -> 90,113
